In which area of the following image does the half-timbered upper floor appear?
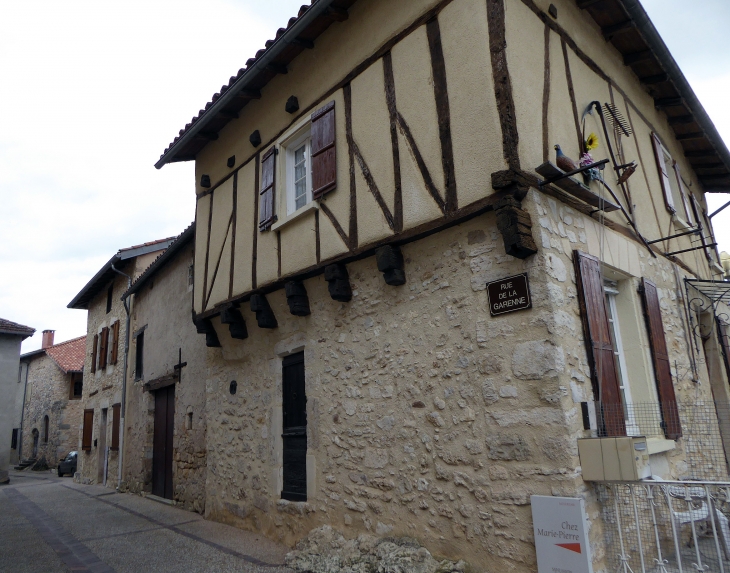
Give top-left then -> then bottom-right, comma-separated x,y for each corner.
155,0 -> 730,319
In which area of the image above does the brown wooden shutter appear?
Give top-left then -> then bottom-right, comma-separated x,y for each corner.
640,278 -> 682,440
689,195 -> 714,263
573,250 -> 626,436
110,404 -> 120,451
82,409 -> 94,451
99,327 -> 109,369
259,147 -> 276,231
311,101 -> 336,199
90,334 -> 98,374
671,162 -> 694,226
651,133 -> 675,213
110,321 -> 120,365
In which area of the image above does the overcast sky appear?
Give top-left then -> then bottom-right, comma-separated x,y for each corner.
1,0 -> 728,353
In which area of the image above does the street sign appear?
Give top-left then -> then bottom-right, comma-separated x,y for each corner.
531,495 -> 593,573
486,273 -> 532,316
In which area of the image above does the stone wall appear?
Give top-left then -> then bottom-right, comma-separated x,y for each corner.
20,353 -> 82,466
122,241 -> 207,513
0,334 -> 24,480
203,210 -> 585,570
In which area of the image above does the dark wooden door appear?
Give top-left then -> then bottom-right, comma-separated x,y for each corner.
282,353 -> 307,501
152,385 -> 175,499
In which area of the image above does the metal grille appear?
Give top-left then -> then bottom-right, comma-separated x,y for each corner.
590,401 -> 730,481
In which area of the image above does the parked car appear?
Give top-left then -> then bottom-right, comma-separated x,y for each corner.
57,451 -> 77,477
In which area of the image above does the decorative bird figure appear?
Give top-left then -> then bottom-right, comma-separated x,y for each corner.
616,161 -> 638,186
555,144 -> 579,173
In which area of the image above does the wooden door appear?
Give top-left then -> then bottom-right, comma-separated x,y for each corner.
97,408 -> 107,484
152,385 -> 175,499
282,353 -> 307,501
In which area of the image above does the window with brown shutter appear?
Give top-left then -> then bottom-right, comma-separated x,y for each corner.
573,250 -> 626,436
651,133 -> 675,214
259,147 -> 276,231
91,334 -> 98,374
640,278 -> 682,440
110,321 -> 120,365
99,327 -> 109,370
110,403 -> 120,451
689,196 -> 721,266
82,409 -> 94,451
671,162 -> 694,227
311,101 -> 336,199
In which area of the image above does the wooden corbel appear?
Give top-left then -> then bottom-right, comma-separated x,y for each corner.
250,294 -> 278,328
285,281 -> 311,316
490,170 -> 537,260
324,264 -> 352,302
376,245 -> 406,286
194,317 -> 221,348
220,306 -> 248,340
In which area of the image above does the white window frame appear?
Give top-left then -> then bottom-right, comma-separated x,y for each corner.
284,130 -> 313,217
604,282 -> 640,436
657,141 -> 694,229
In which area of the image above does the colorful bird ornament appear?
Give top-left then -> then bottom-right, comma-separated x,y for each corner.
555,144 -> 579,173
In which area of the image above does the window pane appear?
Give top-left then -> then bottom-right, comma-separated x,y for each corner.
294,144 -> 307,210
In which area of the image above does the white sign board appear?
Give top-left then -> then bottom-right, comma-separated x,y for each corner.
531,495 -> 593,573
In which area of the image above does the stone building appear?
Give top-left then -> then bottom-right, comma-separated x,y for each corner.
0,318 -> 35,482
151,0 -> 730,570
19,331 -> 85,468
120,223 -> 208,512
68,237 -> 174,487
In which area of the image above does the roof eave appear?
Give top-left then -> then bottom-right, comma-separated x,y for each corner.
154,0 -> 339,169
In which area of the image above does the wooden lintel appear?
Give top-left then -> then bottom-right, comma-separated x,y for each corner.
668,115 -> 695,125
236,89 -> 261,99
197,131 -> 219,141
218,110 -> 239,120
654,97 -> 683,109
623,50 -> 653,66
639,73 -> 668,84
325,6 -> 349,21
266,63 -> 288,75
602,20 -> 634,38
290,37 -> 314,49
675,132 -> 705,141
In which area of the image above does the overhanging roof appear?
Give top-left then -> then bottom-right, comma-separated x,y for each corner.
123,223 -> 195,298
68,238 -> 175,309
0,318 -> 35,339
579,0 -> 730,191
155,0 -> 355,169
156,0 -> 730,192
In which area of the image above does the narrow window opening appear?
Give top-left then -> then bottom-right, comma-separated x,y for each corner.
186,411 -> 193,431
135,331 -> 144,380
43,415 -> 49,443
106,284 -> 113,314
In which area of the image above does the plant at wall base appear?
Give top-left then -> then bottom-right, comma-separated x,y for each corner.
581,132 -> 600,182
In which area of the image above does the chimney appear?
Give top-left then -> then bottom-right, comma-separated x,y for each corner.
42,330 -> 55,349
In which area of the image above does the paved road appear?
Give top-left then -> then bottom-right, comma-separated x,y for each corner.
0,470 -> 293,573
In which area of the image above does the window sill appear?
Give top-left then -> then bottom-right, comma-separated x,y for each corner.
671,213 -> 694,230
647,437 -> 676,455
271,201 -> 318,232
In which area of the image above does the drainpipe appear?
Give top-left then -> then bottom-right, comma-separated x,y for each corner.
111,264 -> 132,490
18,361 -> 29,461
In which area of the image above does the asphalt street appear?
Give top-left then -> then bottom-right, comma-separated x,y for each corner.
0,470 -> 293,573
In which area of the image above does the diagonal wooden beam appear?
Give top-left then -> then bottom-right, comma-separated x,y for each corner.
204,212 -> 234,311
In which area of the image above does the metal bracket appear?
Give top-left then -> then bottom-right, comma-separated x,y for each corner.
665,243 -> 717,257
647,228 -> 702,245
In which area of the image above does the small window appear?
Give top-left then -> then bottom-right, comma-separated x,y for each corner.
603,281 -> 638,435
285,131 -> 313,215
70,373 -> 83,399
188,264 -> 194,287
106,284 -> 114,314
11,429 -> 18,450
651,133 -> 694,227
43,415 -> 49,443
135,331 -> 144,380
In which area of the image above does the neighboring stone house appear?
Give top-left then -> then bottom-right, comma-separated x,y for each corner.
19,331 -> 85,467
152,0 -> 730,570
68,237 -> 174,487
0,318 -> 35,483
120,223 -> 208,512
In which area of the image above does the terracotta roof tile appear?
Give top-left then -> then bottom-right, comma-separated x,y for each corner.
45,335 -> 86,373
0,318 -> 35,338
